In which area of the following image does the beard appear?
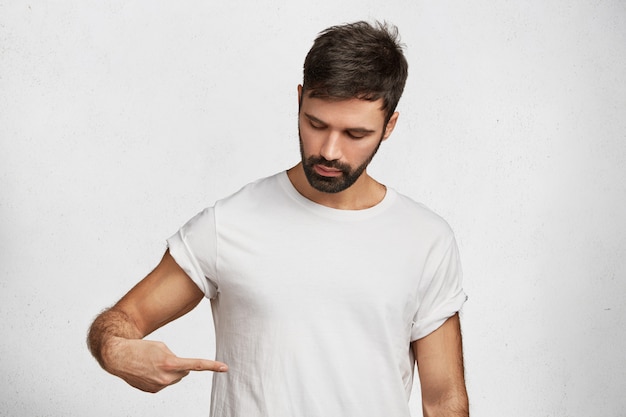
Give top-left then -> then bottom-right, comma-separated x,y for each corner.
299,130 -> 382,194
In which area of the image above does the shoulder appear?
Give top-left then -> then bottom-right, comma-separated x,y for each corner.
213,172 -> 289,218
388,190 -> 455,242
218,172 -> 284,203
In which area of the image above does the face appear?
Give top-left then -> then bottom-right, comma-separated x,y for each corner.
298,87 -> 398,194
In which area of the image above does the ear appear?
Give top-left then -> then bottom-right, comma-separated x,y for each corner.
297,84 -> 303,106
382,112 -> 399,141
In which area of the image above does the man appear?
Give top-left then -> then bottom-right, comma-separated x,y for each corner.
88,21 -> 469,417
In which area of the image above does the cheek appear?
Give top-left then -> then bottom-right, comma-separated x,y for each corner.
299,126 -> 322,152
349,140 -> 380,161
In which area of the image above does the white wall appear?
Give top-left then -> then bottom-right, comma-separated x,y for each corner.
1,1 -> 625,416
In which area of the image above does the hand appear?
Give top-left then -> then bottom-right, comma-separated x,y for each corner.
104,337 -> 228,393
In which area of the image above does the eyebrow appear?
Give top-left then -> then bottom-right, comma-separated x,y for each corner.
303,112 -> 377,134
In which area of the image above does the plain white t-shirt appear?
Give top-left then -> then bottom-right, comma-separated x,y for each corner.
167,171 -> 466,417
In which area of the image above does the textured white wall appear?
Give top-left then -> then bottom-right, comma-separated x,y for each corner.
1,1 -> 625,416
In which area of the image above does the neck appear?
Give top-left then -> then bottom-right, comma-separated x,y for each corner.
286,163 -> 386,210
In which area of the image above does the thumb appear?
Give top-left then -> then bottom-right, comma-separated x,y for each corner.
175,357 -> 228,372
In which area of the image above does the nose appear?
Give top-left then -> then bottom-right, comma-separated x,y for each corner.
319,130 -> 342,161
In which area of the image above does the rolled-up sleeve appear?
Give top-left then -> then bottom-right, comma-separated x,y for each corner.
411,236 -> 467,341
167,207 -> 219,299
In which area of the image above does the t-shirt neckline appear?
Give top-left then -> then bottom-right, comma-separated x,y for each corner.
277,170 -> 397,221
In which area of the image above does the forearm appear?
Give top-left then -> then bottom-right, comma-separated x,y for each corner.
422,386 -> 469,417
87,305 -> 227,393
86,253 -> 224,392
87,307 -> 143,370
415,314 -> 469,417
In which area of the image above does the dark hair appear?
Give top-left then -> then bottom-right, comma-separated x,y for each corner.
302,21 -> 408,122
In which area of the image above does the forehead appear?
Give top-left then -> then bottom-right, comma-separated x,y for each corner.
300,94 -> 386,129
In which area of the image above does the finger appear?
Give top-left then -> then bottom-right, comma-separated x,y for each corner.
168,374 -> 186,387
175,357 -> 228,372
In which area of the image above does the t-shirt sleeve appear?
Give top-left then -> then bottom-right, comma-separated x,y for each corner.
411,235 -> 467,341
166,207 -> 219,299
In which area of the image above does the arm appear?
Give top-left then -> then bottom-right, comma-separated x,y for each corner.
87,250 -> 227,393
412,313 -> 469,417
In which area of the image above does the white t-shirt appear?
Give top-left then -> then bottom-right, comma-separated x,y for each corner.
167,171 -> 466,417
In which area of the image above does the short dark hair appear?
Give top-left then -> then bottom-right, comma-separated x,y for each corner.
302,21 -> 408,121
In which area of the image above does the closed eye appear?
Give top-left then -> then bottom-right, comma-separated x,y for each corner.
345,128 -> 376,139
303,112 -> 376,139
302,113 -> 327,130
310,120 -> 326,130
346,131 -> 367,139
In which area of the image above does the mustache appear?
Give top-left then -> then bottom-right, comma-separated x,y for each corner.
305,156 -> 351,172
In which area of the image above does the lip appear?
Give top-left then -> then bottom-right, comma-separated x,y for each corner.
314,164 -> 342,177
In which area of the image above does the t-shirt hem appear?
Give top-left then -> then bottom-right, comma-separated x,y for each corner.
167,231 -> 213,298
410,290 -> 468,341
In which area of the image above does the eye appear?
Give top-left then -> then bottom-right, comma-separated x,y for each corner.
310,121 -> 326,130
346,131 -> 367,140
